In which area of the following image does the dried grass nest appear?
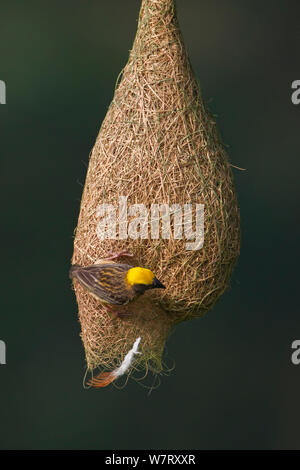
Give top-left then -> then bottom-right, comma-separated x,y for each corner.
71,0 -> 240,383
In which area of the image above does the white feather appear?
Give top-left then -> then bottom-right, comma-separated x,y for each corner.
114,337 -> 142,378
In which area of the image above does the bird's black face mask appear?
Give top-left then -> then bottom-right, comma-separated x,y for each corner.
152,277 -> 166,289
133,278 -> 166,294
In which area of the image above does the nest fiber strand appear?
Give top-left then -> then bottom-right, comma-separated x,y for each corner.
72,0 -> 240,376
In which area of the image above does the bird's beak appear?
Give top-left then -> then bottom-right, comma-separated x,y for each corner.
152,277 -> 166,289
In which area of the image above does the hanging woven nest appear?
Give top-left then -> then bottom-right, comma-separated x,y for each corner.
71,0 -> 240,384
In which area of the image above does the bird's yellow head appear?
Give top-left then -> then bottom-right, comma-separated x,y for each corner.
126,267 -> 165,290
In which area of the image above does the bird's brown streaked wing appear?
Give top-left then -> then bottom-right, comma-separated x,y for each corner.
70,263 -> 133,305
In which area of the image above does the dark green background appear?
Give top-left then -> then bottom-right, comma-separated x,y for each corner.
1,0 -> 299,449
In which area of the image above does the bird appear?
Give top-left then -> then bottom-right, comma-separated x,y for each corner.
69,251 -> 165,317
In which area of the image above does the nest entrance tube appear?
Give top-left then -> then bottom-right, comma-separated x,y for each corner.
71,0 -> 240,384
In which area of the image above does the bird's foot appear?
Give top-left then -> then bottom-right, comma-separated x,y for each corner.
117,307 -> 133,319
104,250 -> 134,262
104,304 -> 119,319
105,304 -> 132,320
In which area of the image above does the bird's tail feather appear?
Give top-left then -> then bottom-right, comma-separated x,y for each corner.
69,264 -> 81,279
87,371 -> 117,388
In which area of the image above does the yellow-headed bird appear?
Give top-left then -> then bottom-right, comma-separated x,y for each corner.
69,252 -> 165,316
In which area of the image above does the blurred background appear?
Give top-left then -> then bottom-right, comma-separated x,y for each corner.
0,0 -> 299,450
